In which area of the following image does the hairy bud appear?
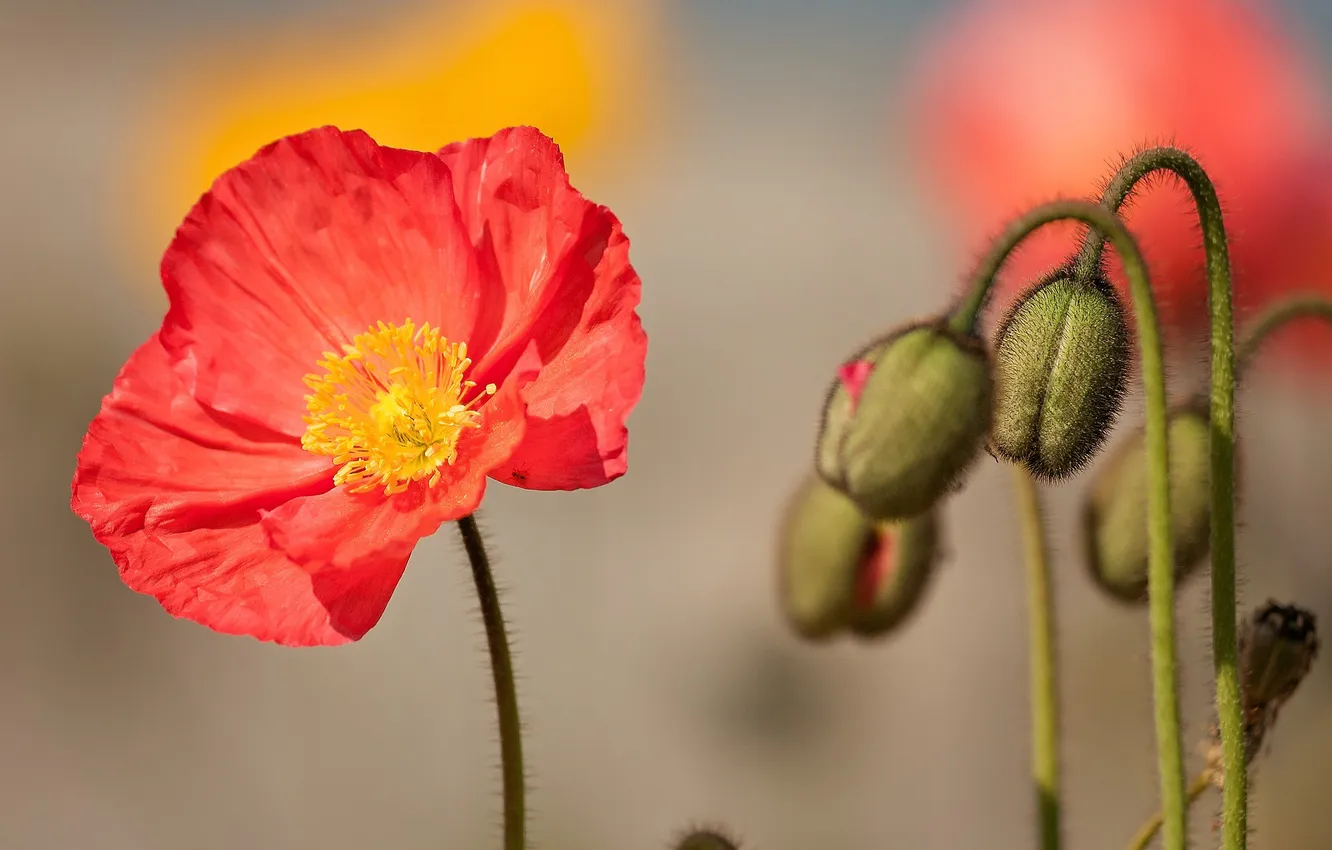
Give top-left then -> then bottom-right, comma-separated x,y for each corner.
1082,403 -> 1211,602
816,320 -> 992,520
778,476 -> 941,641
1209,601 -> 1319,781
778,476 -> 874,640
675,829 -> 741,850
991,274 -> 1130,479
848,508 -> 941,638
1240,600 -> 1319,710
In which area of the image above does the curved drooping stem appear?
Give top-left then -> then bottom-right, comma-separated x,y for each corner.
1013,466 -> 1061,850
950,198 -> 1184,850
458,514 -> 525,850
1236,295 -> 1332,376
1075,147 -> 1241,850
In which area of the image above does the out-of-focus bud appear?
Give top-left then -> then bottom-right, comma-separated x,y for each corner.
991,273 -> 1130,479
778,476 -> 874,640
675,828 -> 741,850
816,320 -> 992,520
778,477 -> 942,641
849,509 -> 941,638
1082,403 -> 1211,602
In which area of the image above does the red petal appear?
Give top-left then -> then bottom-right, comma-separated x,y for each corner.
261,342 -> 544,564
439,127 -> 647,490
71,336 -> 403,645
160,126 -> 487,437
854,531 -> 894,610
836,360 -> 874,410
102,523 -> 409,646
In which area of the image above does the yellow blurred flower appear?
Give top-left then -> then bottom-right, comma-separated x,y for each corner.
116,0 -> 661,291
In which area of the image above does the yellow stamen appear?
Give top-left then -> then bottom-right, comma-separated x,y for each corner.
301,320 -> 497,495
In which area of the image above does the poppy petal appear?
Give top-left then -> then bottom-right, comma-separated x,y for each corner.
160,126 -> 485,437
437,127 -> 606,370
71,336 -> 401,645
438,127 -> 646,489
496,226 -> 645,489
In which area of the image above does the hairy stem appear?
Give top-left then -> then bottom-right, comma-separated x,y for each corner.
458,514 -> 525,850
1078,147 -> 1240,850
1236,295 -> 1332,376
1013,466 -> 1061,850
1127,770 -> 1215,850
950,198 -> 1184,850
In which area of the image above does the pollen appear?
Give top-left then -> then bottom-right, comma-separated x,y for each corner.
301,320 -> 496,495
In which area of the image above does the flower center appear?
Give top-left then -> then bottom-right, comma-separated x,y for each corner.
302,320 -> 496,495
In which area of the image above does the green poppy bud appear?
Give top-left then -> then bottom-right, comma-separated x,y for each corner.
816,320 -> 992,520
1082,403 -> 1211,602
991,273 -> 1130,479
778,476 -> 872,640
778,476 -> 940,641
848,508 -> 941,639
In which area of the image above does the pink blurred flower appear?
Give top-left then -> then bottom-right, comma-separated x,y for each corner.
1239,151 -> 1332,371
908,0 -> 1326,335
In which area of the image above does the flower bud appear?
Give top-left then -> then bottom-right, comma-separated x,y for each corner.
1240,600 -> 1319,710
848,509 -> 941,638
778,476 -> 941,641
816,321 -> 992,520
778,476 -> 875,640
675,829 -> 740,850
1082,403 -> 1211,602
1209,600 -> 1319,778
991,274 -> 1130,479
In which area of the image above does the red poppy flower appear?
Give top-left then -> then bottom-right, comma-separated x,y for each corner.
72,126 -> 646,646
908,0 -> 1324,332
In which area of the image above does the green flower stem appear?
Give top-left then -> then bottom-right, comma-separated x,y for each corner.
1236,295 -> 1332,376
950,198 -> 1185,850
1013,465 -> 1061,850
458,514 -> 525,850
1127,770 -> 1215,850
1076,147 -> 1241,850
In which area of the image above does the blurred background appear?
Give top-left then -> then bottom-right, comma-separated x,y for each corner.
6,0 -> 1332,847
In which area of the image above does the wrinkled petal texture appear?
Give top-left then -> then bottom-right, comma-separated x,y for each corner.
161,127 -> 486,437
439,127 -> 646,489
71,336 -> 407,645
75,125 -> 646,644
909,0 -> 1324,331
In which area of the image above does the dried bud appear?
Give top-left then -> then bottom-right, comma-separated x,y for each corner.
1082,403 -> 1211,603
1240,600 -> 1319,710
849,509 -> 941,638
816,321 -> 992,520
778,476 -> 874,640
991,274 -> 1130,479
675,829 -> 740,850
1208,601 -> 1319,781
